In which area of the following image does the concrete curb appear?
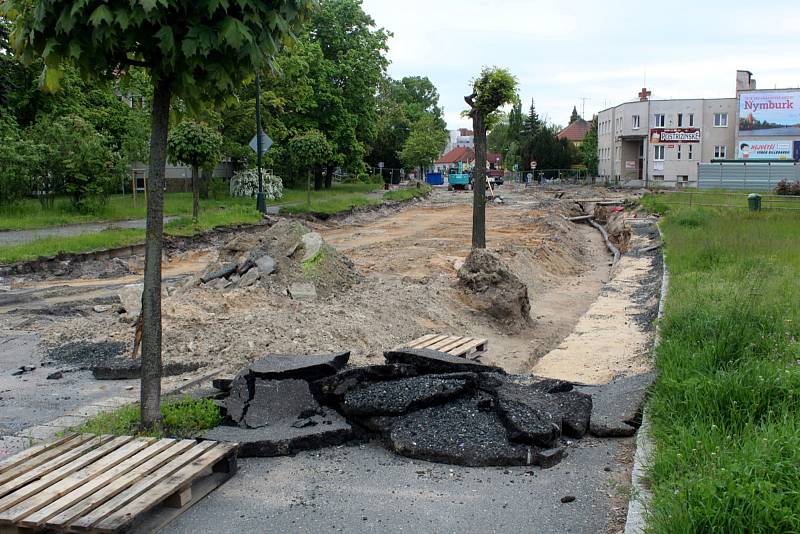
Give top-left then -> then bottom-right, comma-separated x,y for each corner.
624,221 -> 669,534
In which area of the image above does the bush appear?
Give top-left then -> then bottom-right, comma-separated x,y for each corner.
230,168 -> 283,199
775,179 -> 800,196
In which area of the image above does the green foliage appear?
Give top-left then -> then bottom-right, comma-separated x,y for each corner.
467,67 -> 517,117
73,397 -> 222,439
168,120 -> 223,170
398,115 -> 448,171
579,116 -> 598,175
648,207 -> 800,532
288,130 -> 333,171
5,0 -> 316,106
31,114 -> 123,213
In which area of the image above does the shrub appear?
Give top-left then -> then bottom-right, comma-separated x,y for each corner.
775,179 -> 800,196
230,168 -> 283,200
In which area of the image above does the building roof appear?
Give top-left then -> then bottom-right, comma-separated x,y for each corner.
487,151 -> 503,164
435,147 -> 475,165
557,118 -> 590,142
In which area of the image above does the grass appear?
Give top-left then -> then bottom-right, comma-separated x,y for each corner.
71,396 -> 222,439
645,197 -> 800,532
0,183 -> 387,262
383,183 -> 432,202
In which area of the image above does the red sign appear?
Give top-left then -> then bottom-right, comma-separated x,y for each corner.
650,128 -> 701,143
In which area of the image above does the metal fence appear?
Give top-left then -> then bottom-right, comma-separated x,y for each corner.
507,169 -> 593,186
698,162 -> 800,192
651,190 -> 800,211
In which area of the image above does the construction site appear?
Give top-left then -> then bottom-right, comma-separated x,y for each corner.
0,184 -> 663,533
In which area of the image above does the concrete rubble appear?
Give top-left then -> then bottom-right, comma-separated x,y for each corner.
203,348 -> 653,469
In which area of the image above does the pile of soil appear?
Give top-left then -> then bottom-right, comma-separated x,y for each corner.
458,248 -> 531,333
200,220 -> 360,298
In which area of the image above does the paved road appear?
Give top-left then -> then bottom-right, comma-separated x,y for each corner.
165,439 -> 631,534
0,217 -> 178,246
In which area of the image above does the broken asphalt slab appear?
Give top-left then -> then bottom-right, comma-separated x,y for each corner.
341,375 -> 472,417
578,371 -> 656,438
243,379 -> 320,429
384,348 -> 505,374
248,351 -> 350,381
203,408 -> 353,458
91,360 -> 204,380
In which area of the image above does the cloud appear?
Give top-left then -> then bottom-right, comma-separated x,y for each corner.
362,0 -> 800,129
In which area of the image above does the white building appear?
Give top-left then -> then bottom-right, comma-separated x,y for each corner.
443,128 -> 474,154
597,71 -> 755,187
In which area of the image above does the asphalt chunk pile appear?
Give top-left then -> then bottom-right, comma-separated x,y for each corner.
204,348 -> 652,468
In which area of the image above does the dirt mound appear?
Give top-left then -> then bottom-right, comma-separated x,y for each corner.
593,206 -> 632,252
458,249 -> 532,333
201,219 -> 360,298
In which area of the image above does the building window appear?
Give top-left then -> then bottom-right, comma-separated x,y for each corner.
632,115 -> 640,129
677,145 -> 682,160
714,145 -> 727,159
654,145 -> 665,160
654,114 -> 665,127
678,175 -> 689,182
688,145 -> 693,160
653,175 -> 665,181
688,114 -> 695,126
677,113 -> 683,127
714,113 -> 728,127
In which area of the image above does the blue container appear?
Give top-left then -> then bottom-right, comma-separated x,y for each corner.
425,172 -> 444,186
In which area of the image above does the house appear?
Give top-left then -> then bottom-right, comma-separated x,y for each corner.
443,128 -> 475,153
557,118 -> 591,147
432,147 -> 503,174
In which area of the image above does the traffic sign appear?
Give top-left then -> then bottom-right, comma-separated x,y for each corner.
531,161 -> 538,170
378,162 -> 384,169
249,132 -> 273,155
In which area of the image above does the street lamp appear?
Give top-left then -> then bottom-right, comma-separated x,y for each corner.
254,72 -> 266,214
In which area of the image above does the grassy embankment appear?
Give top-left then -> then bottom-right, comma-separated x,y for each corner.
0,182 -> 419,262
644,195 -> 800,532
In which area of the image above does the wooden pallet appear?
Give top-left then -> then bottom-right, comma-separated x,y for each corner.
405,334 -> 489,359
0,433 -> 237,533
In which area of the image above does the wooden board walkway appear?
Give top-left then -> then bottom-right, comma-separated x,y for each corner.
405,334 -> 489,359
0,434 -> 237,533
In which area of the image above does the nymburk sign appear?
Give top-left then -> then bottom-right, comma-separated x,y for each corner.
650,128 -> 701,144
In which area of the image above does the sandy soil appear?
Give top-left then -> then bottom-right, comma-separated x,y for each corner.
20,189 -> 619,376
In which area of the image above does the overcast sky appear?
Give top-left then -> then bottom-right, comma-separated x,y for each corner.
360,0 -> 800,130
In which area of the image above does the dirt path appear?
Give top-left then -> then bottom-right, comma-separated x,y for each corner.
0,217 -> 179,246
319,194 -> 612,373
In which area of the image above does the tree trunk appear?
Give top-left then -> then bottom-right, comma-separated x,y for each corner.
200,167 -> 211,200
472,111 -> 487,249
191,165 -> 200,224
140,77 -> 171,430
313,165 -> 323,191
324,165 -> 334,189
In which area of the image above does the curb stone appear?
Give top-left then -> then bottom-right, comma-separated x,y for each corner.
624,221 -> 669,534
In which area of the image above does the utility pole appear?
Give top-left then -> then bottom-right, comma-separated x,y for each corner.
254,72 -> 266,214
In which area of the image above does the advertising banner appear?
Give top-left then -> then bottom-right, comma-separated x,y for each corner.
649,128 -> 701,143
737,139 -> 795,160
738,91 -> 800,136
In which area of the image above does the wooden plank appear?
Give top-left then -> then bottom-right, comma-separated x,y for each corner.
19,439 -> 173,528
410,334 -> 449,349
0,434 -> 78,476
405,334 -> 438,348
69,441 -> 218,531
44,440 -> 197,530
0,435 -> 91,488
7,438 -> 156,525
427,335 -> 465,351
94,444 -> 237,533
448,338 -> 488,357
437,337 -> 475,354
129,472 -> 230,534
0,435 -> 110,502
0,436 -> 124,516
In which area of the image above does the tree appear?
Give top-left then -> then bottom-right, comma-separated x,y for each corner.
464,67 -> 517,249
168,121 -> 223,223
288,130 -> 333,200
580,116 -> 599,176
399,115 -> 448,181
570,106 -> 580,124
6,0 -> 315,428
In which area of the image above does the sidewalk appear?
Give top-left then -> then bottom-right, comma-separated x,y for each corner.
0,217 -> 178,246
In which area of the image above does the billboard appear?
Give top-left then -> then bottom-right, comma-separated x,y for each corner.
739,91 -> 800,136
649,128 -> 701,143
795,141 -> 800,162
737,140 -> 795,160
